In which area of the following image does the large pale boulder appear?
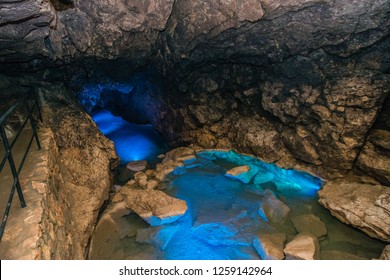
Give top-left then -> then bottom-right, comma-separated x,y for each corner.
290,214 -> 327,238
120,188 -> 188,226
284,233 -> 320,260
318,180 -> 390,242
253,233 -> 286,260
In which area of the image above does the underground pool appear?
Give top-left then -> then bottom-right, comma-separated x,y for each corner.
88,149 -> 386,260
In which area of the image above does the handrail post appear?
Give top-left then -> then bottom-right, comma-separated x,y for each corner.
0,125 -> 26,208
31,90 -> 43,122
24,98 -> 41,150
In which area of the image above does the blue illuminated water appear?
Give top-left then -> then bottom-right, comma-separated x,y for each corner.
91,149 -> 385,260
154,151 -> 322,260
92,110 -> 168,164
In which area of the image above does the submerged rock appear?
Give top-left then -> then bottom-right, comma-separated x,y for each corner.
136,226 -> 180,251
258,190 -> 291,223
253,172 -> 275,185
225,165 -> 259,183
318,180 -> 390,242
290,214 -> 327,238
253,233 -> 286,260
284,233 -> 320,260
192,223 -> 247,247
320,250 -> 366,260
120,188 -> 188,226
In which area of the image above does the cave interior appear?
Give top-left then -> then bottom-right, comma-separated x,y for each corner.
0,0 -> 389,260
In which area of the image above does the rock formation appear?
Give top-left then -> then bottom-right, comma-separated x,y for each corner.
290,214 -> 327,238
253,233 -> 286,260
318,179 -> 390,242
356,130 -> 390,186
120,187 -> 188,226
284,233 -> 320,260
39,87 -> 119,259
0,0 -> 389,259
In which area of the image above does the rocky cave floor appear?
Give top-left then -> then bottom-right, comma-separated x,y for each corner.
89,147 -> 388,260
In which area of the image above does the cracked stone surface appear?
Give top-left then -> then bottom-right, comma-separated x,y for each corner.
318,179 -> 390,242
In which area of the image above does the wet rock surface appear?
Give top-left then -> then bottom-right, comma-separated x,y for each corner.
284,233 -> 320,260
318,179 -> 390,242
290,214 -> 327,238
88,148 -> 387,260
120,187 -> 188,226
253,233 -> 286,260
259,190 -> 291,223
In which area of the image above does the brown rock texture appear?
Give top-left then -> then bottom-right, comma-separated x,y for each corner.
120,187 -> 188,226
253,232 -> 286,260
39,87 -> 119,259
284,233 -> 320,260
356,130 -> 390,186
380,245 -> 390,260
290,214 -> 327,238
259,190 -> 291,223
318,180 -> 390,242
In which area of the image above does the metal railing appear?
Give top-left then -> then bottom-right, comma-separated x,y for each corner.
0,89 -> 42,241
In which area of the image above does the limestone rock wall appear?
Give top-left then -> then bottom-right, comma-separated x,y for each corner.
152,0 -> 390,179
38,87 -> 119,259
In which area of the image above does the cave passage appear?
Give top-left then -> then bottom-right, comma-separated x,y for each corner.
77,82 -> 168,164
92,109 -> 168,164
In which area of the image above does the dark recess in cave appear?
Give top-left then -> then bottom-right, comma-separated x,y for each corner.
50,0 -> 74,11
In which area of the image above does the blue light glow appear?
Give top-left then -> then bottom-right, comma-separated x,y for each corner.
92,110 -> 168,164
134,150 -> 323,260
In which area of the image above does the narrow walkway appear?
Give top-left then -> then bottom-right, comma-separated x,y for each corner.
0,128 -> 51,259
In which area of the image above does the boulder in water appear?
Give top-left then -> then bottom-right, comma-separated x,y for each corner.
290,214 -> 327,238
121,188 -> 188,226
253,172 -> 275,185
318,180 -> 390,242
258,190 -> 291,223
253,233 -> 286,260
225,165 -> 258,183
284,233 -> 320,260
